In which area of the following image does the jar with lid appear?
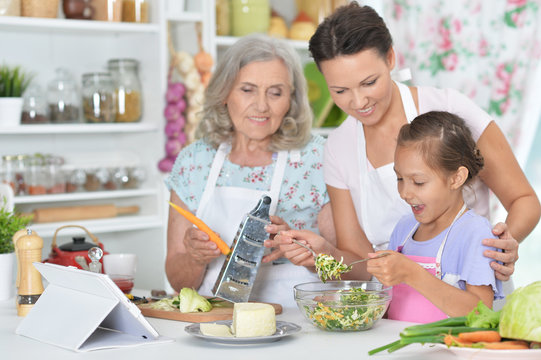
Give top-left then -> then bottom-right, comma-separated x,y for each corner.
0,0 -> 21,16
107,59 -> 142,123
124,166 -> 146,189
44,155 -> 66,194
2,154 -> 28,195
90,0 -> 122,21
122,0 -> 149,23
66,168 -> 86,192
26,154 -> 46,196
48,68 -> 81,123
82,73 -> 116,123
21,84 -> 49,124
231,0 -> 270,37
63,0 -> 93,19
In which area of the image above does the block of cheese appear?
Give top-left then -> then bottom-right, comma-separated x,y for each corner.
232,302 -> 276,338
200,323 -> 233,337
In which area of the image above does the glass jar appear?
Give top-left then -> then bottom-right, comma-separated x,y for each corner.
66,168 -> 86,192
216,0 -> 230,36
231,0 -> 270,37
21,84 -> 49,124
82,72 -> 116,123
108,59 -> 142,123
90,0 -> 122,21
3,154 -> 29,195
84,168 -> 101,191
48,68 -> 81,123
26,154 -> 46,195
124,166 -> 146,189
0,0 -> 21,16
122,0 -> 148,23
45,155 -> 66,194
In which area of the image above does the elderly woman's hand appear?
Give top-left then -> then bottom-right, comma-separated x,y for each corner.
261,215 -> 290,263
482,222 -> 519,281
183,227 -> 222,265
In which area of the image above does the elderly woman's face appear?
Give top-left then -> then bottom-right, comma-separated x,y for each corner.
226,59 -> 292,143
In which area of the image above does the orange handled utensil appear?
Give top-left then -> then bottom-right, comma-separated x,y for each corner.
168,202 -> 231,255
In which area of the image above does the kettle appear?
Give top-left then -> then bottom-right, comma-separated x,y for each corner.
44,225 -> 108,271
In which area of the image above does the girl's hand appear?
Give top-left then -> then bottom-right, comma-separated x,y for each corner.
366,251 -> 417,287
482,222 -> 519,281
183,227 -> 222,265
273,229 -> 330,267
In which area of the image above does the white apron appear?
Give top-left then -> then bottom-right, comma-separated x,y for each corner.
196,143 -> 317,307
357,81 -> 415,250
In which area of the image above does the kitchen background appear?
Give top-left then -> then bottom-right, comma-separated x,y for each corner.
1,0 -> 540,291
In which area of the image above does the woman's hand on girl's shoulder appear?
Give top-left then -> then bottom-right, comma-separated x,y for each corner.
482,222 -> 519,281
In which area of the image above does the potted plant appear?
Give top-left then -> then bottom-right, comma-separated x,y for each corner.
0,204 -> 31,300
0,64 -> 33,127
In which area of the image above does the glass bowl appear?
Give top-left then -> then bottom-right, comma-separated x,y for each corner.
294,281 -> 391,331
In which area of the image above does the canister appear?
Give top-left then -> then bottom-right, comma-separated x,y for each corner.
107,59 -> 142,122
82,72 -> 116,123
231,0 -> 270,37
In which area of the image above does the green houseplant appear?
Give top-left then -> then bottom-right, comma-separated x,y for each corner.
0,204 -> 31,300
0,205 -> 32,254
0,64 -> 33,127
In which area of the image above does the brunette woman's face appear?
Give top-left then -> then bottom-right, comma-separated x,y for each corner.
319,48 -> 395,126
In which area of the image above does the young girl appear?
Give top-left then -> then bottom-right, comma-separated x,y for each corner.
366,111 -> 504,323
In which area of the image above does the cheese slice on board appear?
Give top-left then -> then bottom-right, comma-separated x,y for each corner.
232,303 -> 276,337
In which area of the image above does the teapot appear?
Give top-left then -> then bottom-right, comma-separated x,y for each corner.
44,225 -> 108,271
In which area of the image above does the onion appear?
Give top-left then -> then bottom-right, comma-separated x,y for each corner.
158,157 -> 175,172
166,82 -> 186,103
176,98 -> 187,113
165,121 -> 183,138
165,138 -> 182,157
164,103 -> 180,122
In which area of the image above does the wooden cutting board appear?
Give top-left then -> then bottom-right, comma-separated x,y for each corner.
138,300 -> 282,323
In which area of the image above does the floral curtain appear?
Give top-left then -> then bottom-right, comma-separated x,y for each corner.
383,0 -> 541,168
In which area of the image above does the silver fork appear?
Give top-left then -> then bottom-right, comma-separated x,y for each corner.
292,239 -> 389,265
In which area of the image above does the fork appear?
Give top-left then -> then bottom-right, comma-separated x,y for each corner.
292,239 -> 390,265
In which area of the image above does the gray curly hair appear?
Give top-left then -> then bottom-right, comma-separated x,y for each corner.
196,34 -> 313,151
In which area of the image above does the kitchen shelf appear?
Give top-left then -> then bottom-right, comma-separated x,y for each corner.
29,215 -> 164,238
0,123 -> 158,135
215,35 -> 309,50
0,16 -> 160,34
14,188 -> 158,205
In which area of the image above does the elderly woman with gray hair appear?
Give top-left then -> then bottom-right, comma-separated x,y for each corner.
165,34 -> 332,306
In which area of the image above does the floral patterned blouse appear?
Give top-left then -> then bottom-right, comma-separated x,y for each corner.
165,135 -> 329,234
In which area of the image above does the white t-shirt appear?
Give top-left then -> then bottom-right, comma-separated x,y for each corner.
324,85 -> 492,248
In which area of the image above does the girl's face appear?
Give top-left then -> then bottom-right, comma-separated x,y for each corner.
319,48 -> 395,127
394,144 -> 464,229
226,59 -> 292,144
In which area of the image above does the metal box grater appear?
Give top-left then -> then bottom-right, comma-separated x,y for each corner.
212,195 -> 272,303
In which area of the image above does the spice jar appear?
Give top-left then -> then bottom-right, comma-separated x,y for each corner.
82,72 -> 116,123
2,155 -> 28,195
231,0 -> 270,37
21,84 -> 49,124
45,155 -> 66,194
26,155 -> 46,196
66,168 -> 86,192
91,0 -> 122,21
122,0 -> 149,23
108,59 -> 142,123
21,0 -> 59,18
48,68 -> 81,123
63,0 -> 93,19
0,0 -> 21,16
216,0 -> 230,36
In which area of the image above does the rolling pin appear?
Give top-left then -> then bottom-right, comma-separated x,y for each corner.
24,204 -> 140,223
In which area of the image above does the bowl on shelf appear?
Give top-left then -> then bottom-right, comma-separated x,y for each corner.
294,280 -> 391,332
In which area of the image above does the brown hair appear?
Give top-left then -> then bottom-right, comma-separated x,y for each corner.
308,2 -> 393,66
397,111 -> 484,184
